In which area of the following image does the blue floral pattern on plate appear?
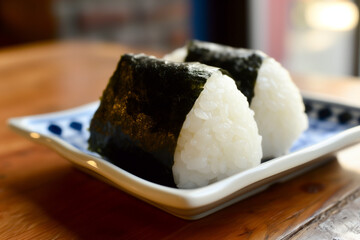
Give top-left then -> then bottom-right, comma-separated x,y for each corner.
291,98 -> 360,151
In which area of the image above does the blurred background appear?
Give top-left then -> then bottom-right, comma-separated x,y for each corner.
0,0 -> 359,76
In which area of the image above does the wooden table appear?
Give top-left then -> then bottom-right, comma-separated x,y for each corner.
1,41 -> 360,239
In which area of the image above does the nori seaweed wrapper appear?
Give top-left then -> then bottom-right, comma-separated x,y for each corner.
88,54 -> 217,187
184,40 -> 263,103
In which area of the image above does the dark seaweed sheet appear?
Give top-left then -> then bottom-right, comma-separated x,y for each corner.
88,54 -> 217,187
185,40 -> 263,104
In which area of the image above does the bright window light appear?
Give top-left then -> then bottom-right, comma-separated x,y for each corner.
306,0 -> 359,31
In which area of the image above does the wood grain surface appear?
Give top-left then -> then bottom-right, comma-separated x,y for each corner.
1,41 -> 360,239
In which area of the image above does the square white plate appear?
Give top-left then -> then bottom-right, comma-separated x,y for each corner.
8,94 -> 360,219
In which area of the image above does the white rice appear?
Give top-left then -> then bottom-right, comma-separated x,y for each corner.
164,47 -> 187,62
173,71 -> 262,189
165,47 -> 308,158
251,58 -> 308,157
